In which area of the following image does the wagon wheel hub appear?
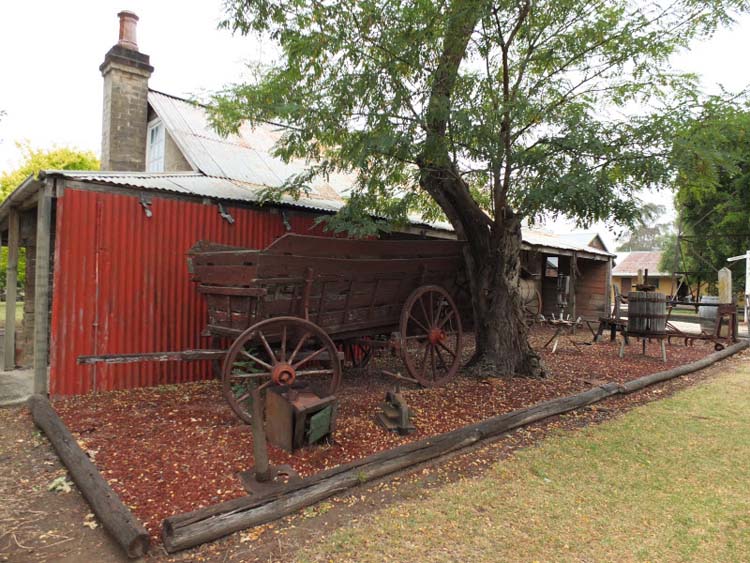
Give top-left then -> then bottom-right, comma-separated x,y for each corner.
428,327 -> 446,345
271,363 -> 296,386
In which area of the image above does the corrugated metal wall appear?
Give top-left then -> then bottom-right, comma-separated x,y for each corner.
50,187 -> 329,395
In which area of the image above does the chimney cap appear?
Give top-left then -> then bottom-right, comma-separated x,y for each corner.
117,10 -> 140,51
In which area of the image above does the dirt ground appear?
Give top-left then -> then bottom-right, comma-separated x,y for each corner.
0,343 -> 742,563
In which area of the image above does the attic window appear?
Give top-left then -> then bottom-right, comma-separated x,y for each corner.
146,118 -> 165,172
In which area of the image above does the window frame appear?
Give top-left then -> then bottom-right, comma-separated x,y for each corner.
145,118 -> 166,172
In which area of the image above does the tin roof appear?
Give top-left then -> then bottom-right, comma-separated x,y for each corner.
555,231 -> 610,252
148,90 -> 352,201
521,229 -> 613,258
48,170 -> 346,213
612,251 -> 668,276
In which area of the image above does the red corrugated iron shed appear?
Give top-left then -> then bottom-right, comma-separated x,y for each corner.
0,167 -> 355,396
49,181 -> 338,395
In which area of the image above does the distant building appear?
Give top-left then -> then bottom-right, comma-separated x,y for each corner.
612,251 -> 683,298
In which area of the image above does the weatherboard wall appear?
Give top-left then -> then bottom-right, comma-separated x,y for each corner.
50,186 -> 329,396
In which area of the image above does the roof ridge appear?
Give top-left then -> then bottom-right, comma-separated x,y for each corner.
148,88 -> 208,108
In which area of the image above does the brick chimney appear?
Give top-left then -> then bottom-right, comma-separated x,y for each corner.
99,11 -> 154,171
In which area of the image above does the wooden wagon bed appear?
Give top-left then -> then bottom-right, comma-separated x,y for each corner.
188,234 -> 467,342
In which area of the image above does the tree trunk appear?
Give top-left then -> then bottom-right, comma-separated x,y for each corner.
463,209 -> 545,377
418,166 -> 544,378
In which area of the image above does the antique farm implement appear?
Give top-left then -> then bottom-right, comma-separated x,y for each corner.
80,234 -> 544,424
79,234 -> 472,423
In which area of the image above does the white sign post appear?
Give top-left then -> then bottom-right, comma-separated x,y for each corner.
727,251 -> 750,326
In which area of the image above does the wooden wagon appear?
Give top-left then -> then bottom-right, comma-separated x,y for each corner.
80,234 -> 542,424
188,234 -> 468,423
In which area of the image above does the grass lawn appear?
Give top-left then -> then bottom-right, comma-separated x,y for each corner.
0,302 -> 24,328
298,365 -> 750,563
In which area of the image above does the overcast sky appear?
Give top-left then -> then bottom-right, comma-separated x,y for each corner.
1,1 -> 748,249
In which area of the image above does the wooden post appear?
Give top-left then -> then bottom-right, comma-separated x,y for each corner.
718,267 -> 732,303
28,395 -> 150,557
251,388 -> 271,482
4,207 -> 20,370
718,267 -> 733,339
604,257 -> 612,318
569,253 -> 577,321
33,185 -> 52,395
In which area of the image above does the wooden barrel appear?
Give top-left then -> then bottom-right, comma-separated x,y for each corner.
627,291 -> 667,335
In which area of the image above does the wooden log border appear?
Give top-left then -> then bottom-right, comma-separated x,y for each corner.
27,395 -> 150,559
162,340 -> 748,552
24,341 -> 748,557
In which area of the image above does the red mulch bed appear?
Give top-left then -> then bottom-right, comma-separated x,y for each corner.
53,327 -> 714,543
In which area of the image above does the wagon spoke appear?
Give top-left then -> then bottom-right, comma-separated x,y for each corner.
239,350 -> 272,370
230,371 -> 272,379
403,334 -> 428,341
430,345 -> 436,381
293,346 -> 326,370
429,291 -> 435,325
288,332 -> 310,365
437,309 -> 455,330
435,345 -> 449,371
236,391 -> 251,403
408,313 -> 431,335
280,325 -> 287,362
418,297 -> 431,328
257,331 -> 277,364
420,343 -> 430,379
437,340 -> 457,358
295,369 -> 335,377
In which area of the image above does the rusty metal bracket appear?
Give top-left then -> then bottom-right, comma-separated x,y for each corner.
217,202 -> 235,224
139,194 -> 152,218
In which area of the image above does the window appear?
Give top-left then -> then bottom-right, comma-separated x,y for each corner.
545,256 -> 559,278
146,119 -> 165,172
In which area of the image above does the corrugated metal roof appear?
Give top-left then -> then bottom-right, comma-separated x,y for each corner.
555,231 -> 610,253
612,251 -> 668,276
52,171 -> 345,213
520,229 -> 613,257
407,214 -> 613,258
148,90 -> 352,201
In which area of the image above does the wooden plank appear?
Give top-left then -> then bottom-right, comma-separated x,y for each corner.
197,285 -> 267,297
265,233 -> 465,259
190,251 -> 261,266
192,265 -> 258,286
29,395 -> 150,558
77,349 -> 226,365
4,207 -> 19,370
33,186 -> 52,394
255,254 -> 461,281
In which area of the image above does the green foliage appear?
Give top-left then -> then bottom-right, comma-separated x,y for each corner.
0,142 -> 99,293
213,0 -> 750,235
0,141 -> 99,200
667,99 -> 750,291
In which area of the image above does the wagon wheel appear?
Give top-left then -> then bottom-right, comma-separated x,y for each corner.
522,287 -> 542,323
399,285 -> 463,387
222,317 -> 342,424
